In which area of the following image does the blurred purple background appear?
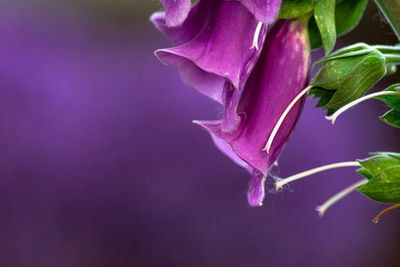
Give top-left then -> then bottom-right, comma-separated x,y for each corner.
0,1 -> 399,266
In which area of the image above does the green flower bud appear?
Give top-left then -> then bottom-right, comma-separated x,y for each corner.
310,44 -> 397,115
357,152 -> 400,203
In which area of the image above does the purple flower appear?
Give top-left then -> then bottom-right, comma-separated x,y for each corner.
240,0 -> 282,24
152,0 -> 271,103
160,0 -> 191,27
196,19 -> 311,206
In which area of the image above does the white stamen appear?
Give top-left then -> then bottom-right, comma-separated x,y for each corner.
264,86 -> 312,153
250,21 -> 263,50
275,161 -> 360,190
326,90 -> 400,124
316,179 -> 367,217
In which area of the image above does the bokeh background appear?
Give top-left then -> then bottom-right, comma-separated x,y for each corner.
0,0 -> 399,266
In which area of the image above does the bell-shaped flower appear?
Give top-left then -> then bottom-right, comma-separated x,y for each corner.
152,0 -> 270,103
195,19 -> 311,206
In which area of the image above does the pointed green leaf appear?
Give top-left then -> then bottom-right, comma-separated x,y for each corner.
308,18 -> 323,50
308,0 -> 368,50
335,0 -> 368,35
357,153 -> 400,203
314,0 -> 336,54
358,153 -> 400,178
380,109 -> 400,128
374,83 -> 400,111
358,166 -> 400,203
309,87 -> 335,107
278,0 -> 315,19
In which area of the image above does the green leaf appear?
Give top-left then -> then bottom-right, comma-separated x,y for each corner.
278,0 -> 315,19
358,153 -> 400,203
375,83 -> 400,111
380,109 -> 400,128
358,153 -> 400,178
309,87 -> 335,107
373,84 -> 400,128
358,166 -> 400,203
335,0 -> 368,35
308,18 -> 323,50
314,0 -> 336,54
308,0 -> 368,50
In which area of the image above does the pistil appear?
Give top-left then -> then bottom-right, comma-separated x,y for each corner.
264,86 -> 312,153
326,90 -> 400,124
316,179 -> 368,217
251,21 -> 263,50
275,161 -> 360,190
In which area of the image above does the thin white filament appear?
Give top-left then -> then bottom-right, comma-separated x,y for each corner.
250,21 -> 263,50
316,179 -> 367,217
326,90 -> 400,124
264,86 -> 312,153
275,161 -> 360,190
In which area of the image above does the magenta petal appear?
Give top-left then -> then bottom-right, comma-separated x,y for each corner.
155,0 -> 266,101
197,19 -> 310,206
150,1 -> 206,46
209,133 -> 251,172
247,170 -> 266,207
160,0 -> 191,27
239,0 -> 282,24
208,133 -> 266,207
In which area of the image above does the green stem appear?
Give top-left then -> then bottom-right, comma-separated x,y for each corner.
373,45 -> 400,54
384,54 -> 400,64
375,0 -> 400,41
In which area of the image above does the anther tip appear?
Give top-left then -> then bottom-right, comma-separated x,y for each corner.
315,206 -> 325,217
262,146 -> 270,154
275,183 -> 281,191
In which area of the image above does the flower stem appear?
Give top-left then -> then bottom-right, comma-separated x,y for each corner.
325,90 -> 400,124
316,179 -> 367,217
373,45 -> 400,54
372,203 -> 400,223
384,54 -> 400,64
275,161 -> 360,190
264,85 -> 312,153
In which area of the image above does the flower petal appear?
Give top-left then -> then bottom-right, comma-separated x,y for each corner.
150,1 -> 206,46
197,19 -> 311,206
247,170 -> 266,207
155,0 -> 267,102
208,133 -> 266,207
239,0 -> 282,24
160,0 -> 191,27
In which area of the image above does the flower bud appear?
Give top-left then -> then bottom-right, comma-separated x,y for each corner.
311,48 -> 388,114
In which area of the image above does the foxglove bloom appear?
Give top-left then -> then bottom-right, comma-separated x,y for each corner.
196,19 -> 311,206
152,0 -> 278,103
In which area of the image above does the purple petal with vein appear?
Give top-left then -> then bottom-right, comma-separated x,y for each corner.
197,19 -> 311,206
154,0 -> 267,103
